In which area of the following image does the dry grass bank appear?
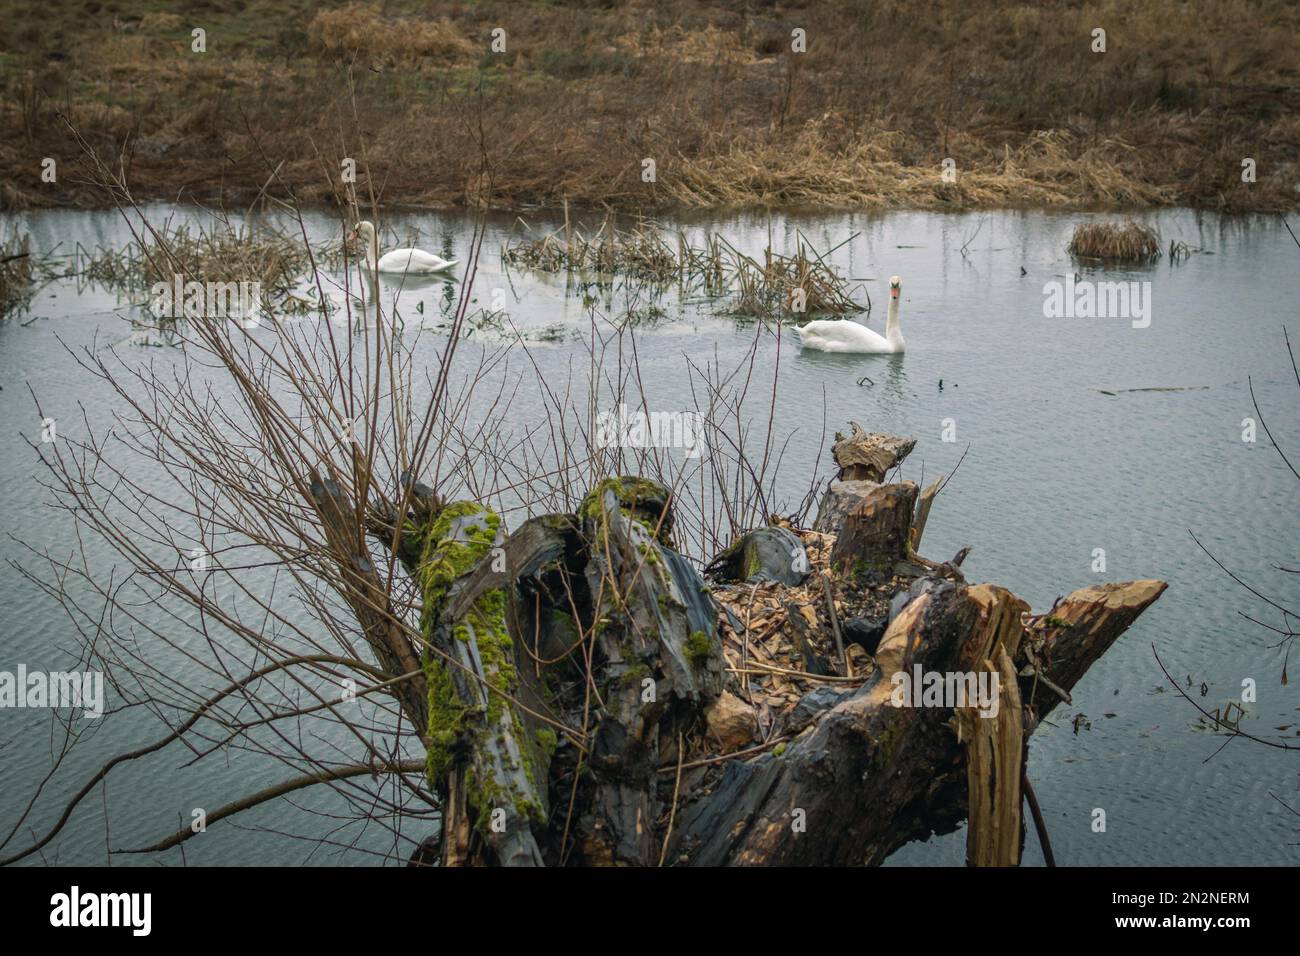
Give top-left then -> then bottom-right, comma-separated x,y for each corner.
1,0 -> 1297,213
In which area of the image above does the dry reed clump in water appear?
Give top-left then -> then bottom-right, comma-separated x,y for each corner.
503,220 -> 678,281
76,222 -> 326,314
0,234 -> 35,317
306,5 -> 474,66
504,220 -> 864,318
1068,221 -> 1162,263
725,239 -> 864,319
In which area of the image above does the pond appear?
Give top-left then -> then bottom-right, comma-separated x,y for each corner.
1,203 -> 1297,865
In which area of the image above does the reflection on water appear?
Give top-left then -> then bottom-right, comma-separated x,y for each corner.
1,204 -> 1297,865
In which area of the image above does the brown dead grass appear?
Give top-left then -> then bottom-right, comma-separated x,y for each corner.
305,5 -> 474,67
1068,221 -> 1162,262
0,234 -> 35,318
1,0 -> 1297,213
504,218 -> 864,316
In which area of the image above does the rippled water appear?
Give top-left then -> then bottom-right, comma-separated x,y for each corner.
2,204 -> 1297,866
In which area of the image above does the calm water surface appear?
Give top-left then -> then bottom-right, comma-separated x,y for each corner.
1,204 -> 1297,865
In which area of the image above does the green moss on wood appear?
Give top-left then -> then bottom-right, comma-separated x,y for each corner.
578,476 -> 669,541
417,501 -> 546,828
685,630 -> 714,667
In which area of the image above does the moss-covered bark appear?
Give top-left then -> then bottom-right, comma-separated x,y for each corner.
571,477 -> 724,864
413,501 -> 548,866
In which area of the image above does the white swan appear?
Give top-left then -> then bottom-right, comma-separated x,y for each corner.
797,275 -> 905,353
347,221 -> 459,274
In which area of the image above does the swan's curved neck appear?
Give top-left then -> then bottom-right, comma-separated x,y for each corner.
886,294 -> 902,342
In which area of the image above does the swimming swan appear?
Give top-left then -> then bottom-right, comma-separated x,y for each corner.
797,275 -> 905,353
347,221 -> 459,274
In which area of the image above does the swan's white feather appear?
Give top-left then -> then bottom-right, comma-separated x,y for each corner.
797,319 -> 901,354
350,222 -> 459,275
797,275 -> 906,353
375,248 -> 459,274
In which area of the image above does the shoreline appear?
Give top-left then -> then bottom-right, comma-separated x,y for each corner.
8,185 -> 1297,218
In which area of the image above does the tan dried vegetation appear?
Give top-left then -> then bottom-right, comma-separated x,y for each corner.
1,0 -> 1296,213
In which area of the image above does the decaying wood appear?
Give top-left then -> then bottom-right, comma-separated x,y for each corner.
829,480 -> 918,579
575,478 -> 724,865
1021,580 -> 1169,718
956,647 -> 1023,867
813,479 -> 878,533
367,496 -> 582,867
704,526 -> 808,585
430,508 -> 550,867
910,474 -> 944,552
667,577 -> 1160,865
831,422 -> 915,481
373,428 -> 1165,867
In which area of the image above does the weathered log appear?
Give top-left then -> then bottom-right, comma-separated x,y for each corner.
667,579 -> 1164,865
705,526 -> 809,585
573,477 -> 724,865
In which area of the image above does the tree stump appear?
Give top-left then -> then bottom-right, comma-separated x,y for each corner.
831,422 -> 916,481
829,481 -> 918,580
362,430 -> 1167,867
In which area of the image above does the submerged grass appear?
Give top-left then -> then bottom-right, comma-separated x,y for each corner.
503,219 -> 679,282
0,235 -> 35,318
1068,221 -> 1162,263
504,219 -> 863,318
75,221 -> 321,297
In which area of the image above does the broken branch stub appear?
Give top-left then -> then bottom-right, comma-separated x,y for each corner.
910,474 -> 944,552
1019,580 -> 1169,720
956,646 -> 1025,867
814,428 -> 917,535
668,575 -> 1163,866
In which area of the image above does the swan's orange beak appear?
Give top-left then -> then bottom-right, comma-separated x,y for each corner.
891,286 -> 900,299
